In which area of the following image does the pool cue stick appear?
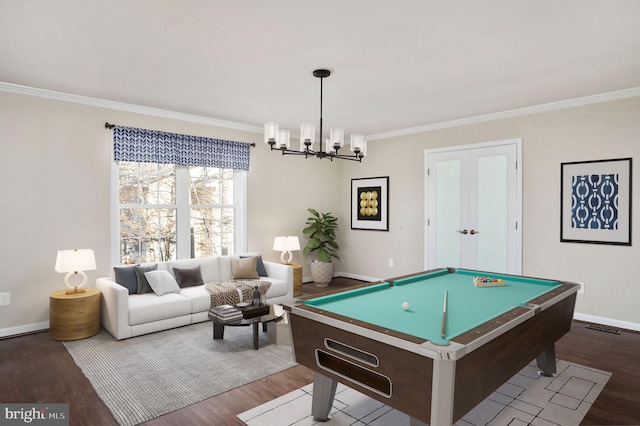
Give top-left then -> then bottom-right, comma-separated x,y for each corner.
441,289 -> 448,339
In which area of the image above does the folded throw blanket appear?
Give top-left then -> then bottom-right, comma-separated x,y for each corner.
205,280 -> 271,307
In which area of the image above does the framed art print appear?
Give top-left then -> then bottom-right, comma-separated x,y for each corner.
351,176 -> 389,231
560,158 -> 632,245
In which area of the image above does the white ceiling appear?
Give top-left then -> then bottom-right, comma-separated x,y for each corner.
1,0 -> 639,139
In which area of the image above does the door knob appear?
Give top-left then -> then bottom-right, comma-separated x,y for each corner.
457,229 -> 468,234
470,229 -> 479,235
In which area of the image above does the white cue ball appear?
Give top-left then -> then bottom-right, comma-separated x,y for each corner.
402,302 -> 410,310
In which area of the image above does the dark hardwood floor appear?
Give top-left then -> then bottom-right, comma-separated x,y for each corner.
2,279 -> 639,425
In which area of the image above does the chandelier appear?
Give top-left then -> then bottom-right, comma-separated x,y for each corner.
264,69 -> 367,162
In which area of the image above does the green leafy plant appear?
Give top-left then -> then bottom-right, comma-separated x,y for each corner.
302,208 -> 340,262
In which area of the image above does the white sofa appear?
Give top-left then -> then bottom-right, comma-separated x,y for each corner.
96,254 -> 293,340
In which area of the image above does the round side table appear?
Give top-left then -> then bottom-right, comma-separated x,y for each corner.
49,288 -> 101,341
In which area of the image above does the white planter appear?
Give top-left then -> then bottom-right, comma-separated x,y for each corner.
310,261 -> 334,286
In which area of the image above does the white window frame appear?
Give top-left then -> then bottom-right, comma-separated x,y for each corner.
110,160 -> 247,265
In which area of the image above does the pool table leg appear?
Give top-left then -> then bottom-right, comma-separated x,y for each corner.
431,358 -> 455,426
536,344 -> 557,377
311,372 -> 338,422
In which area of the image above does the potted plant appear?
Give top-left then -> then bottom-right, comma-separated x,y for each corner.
303,208 -> 339,286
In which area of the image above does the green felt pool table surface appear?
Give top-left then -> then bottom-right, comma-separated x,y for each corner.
304,268 -> 560,345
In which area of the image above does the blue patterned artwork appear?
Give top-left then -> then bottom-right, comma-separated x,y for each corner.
561,158 -> 631,245
571,173 -> 619,230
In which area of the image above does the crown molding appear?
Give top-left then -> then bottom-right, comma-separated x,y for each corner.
367,87 -> 640,141
2,81 -> 638,140
0,81 -> 263,133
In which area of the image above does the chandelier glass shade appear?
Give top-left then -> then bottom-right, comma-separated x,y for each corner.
264,69 -> 367,162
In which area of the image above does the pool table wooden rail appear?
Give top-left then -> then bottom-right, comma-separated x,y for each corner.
295,280 -> 384,301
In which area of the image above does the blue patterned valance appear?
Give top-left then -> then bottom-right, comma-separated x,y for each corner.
112,125 -> 251,170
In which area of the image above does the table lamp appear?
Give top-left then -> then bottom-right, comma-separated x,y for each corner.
273,236 -> 300,264
55,249 -> 97,294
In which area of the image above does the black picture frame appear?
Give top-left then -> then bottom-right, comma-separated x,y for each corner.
560,158 -> 632,245
351,177 -> 389,231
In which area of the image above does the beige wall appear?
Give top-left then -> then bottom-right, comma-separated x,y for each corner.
338,97 -> 640,326
1,90 -> 638,334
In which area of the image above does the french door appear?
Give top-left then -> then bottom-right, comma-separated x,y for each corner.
425,139 -> 522,274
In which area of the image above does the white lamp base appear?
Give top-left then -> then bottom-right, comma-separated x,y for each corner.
280,250 -> 293,264
64,271 -> 87,294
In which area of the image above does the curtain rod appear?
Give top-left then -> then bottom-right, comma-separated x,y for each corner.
104,122 -> 255,147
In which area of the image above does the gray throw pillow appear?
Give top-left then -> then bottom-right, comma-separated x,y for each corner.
135,264 -> 157,294
113,264 -> 139,295
173,265 -> 204,288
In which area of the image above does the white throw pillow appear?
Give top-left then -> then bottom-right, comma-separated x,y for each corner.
144,270 -> 180,296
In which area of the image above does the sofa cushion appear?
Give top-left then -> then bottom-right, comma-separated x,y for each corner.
231,257 -> 259,279
128,293 -> 191,326
240,255 -> 267,277
145,270 -> 181,296
168,257 -> 220,283
178,285 -> 211,313
135,264 -> 157,294
173,265 -> 204,288
113,264 -> 139,295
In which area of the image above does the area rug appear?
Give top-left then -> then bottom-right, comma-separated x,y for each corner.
238,359 -> 610,425
63,322 -> 297,426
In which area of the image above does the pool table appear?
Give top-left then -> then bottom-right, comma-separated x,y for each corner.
284,268 -> 578,426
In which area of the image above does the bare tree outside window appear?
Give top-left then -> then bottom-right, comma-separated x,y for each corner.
118,162 -> 176,264
189,167 -> 234,258
117,162 -> 235,264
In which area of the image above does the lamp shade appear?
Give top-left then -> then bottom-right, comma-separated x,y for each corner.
55,249 -> 96,273
300,123 -> 315,151
330,128 -> 344,150
278,129 -> 290,149
273,236 -> 300,252
264,122 -> 279,144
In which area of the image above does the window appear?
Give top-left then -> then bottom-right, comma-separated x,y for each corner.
113,162 -> 246,265
188,167 -> 236,258
110,124 -> 250,265
117,162 -> 176,263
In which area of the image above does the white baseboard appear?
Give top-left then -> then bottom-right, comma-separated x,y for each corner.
0,321 -> 49,338
573,312 -> 640,332
334,272 -> 383,283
